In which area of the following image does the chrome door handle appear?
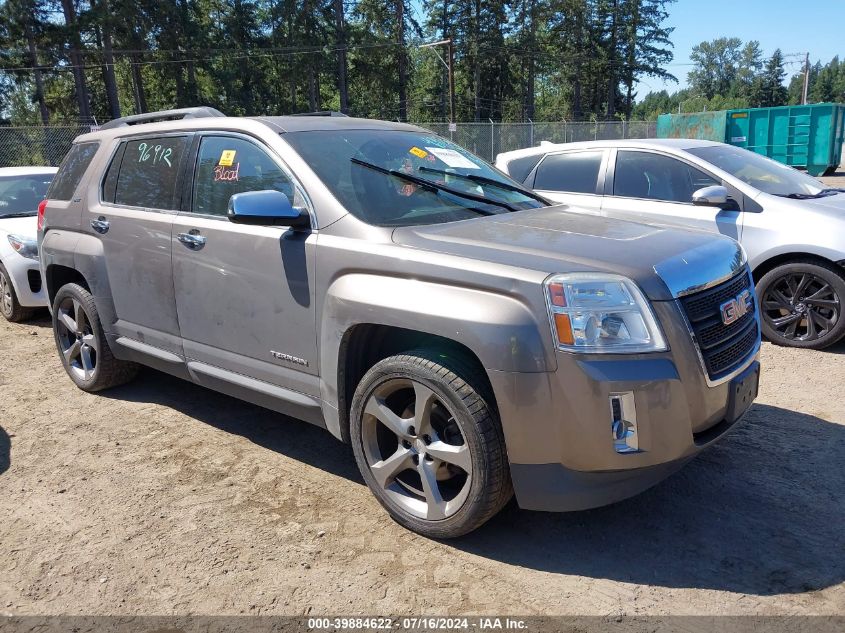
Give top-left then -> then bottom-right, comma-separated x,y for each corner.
91,217 -> 110,234
177,231 -> 207,250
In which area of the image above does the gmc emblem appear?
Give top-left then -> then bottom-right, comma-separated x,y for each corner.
720,289 -> 753,326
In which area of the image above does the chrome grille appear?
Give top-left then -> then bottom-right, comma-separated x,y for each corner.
680,271 -> 760,382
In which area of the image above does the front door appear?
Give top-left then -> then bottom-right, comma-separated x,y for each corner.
171,133 -> 319,398
601,149 -> 743,241
87,134 -> 190,355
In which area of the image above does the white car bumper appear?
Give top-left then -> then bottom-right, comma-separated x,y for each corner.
2,251 -> 47,308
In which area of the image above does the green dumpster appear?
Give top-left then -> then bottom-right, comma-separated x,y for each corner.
725,104 -> 844,176
656,111 -> 727,142
657,103 -> 845,176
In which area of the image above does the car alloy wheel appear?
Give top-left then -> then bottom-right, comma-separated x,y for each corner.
360,377 -> 473,521
55,295 -> 99,381
0,269 -> 12,318
761,272 -> 840,342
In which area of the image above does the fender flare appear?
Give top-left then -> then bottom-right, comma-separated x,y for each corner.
318,273 -> 553,440
41,230 -> 118,328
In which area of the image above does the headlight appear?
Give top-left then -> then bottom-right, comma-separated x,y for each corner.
7,234 -> 39,260
544,273 -> 667,353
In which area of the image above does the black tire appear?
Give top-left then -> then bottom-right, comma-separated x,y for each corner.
350,349 -> 512,538
52,283 -> 139,391
756,260 -> 845,350
0,263 -> 35,323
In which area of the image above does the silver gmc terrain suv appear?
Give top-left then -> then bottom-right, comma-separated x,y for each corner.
39,108 -> 761,538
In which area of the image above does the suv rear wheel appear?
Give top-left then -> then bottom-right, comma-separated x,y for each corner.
757,260 -> 845,350
0,263 -> 34,323
52,283 -> 139,391
350,350 -> 512,538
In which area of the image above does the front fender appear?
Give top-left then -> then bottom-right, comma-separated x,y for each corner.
318,273 -> 552,439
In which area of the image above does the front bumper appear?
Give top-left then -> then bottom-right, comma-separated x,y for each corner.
2,253 -> 46,308
490,299 -> 760,512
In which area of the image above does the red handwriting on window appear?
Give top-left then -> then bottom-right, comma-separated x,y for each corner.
214,163 -> 240,182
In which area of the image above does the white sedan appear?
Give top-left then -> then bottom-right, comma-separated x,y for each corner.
496,139 -> 845,350
0,166 -> 56,321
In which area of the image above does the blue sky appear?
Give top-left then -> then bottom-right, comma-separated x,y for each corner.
641,0 -> 845,95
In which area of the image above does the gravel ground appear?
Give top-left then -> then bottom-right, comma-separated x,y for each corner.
1,312 -> 843,618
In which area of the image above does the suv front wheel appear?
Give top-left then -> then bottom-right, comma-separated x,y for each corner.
350,350 -> 512,538
757,260 -> 845,350
52,283 -> 139,391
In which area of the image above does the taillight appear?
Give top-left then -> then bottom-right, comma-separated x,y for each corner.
37,199 -> 47,232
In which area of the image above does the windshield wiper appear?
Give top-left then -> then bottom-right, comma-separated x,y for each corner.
350,157 -> 517,213
819,188 -> 845,195
775,192 -> 835,200
418,166 -> 550,206
0,211 -> 37,218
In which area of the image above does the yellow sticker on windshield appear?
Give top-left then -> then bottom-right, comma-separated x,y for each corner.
219,150 -> 237,167
409,146 -> 428,159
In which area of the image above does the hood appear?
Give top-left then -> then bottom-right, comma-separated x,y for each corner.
0,215 -> 38,240
795,191 -> 845,216
392,205 -> 745,301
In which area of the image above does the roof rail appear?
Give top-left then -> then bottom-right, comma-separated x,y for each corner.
100,107 -> 226,130
288,111 -> 349,117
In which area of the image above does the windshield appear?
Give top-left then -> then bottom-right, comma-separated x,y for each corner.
283,129 -> 545,226
687,145 -> 826,197
0,173 -> 53,217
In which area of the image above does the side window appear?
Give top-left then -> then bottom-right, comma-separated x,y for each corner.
113,136 -> 188,210
48,142 -> 99,201
614,151 -> 720,203
191,136 -> 296,216
533,151 -> 604,194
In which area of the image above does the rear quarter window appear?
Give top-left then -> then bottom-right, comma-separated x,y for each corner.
48,142 -> 100,201
504,154 -> 544,183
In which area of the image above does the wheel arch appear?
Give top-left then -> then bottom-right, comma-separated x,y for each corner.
335,323 -> 496,444
41,230 -> 117,326
45,264 -> 90,307
751,252 -> 845,285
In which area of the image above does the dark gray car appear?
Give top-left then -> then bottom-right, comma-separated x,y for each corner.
39,108 -> 761,537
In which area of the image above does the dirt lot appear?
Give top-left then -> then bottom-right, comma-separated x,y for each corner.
2,271 -> 845,615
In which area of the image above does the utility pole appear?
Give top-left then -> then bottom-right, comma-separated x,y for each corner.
802,52 -> 811,105
419,39 -> 455,129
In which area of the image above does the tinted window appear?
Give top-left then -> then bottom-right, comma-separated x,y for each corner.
48,142 -> 99,201
614,151 -> 720,203
192,136 -> 296,216
114,136 -> 188,209
505,154 -> 544,183
533,151 -> 603,193
0,173 -> 54,216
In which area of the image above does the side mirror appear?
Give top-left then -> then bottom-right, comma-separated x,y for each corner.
227,190 -> 310,229
692,185 -> 730,207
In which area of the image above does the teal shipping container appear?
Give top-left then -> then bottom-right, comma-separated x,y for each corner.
657,103 -> 845,176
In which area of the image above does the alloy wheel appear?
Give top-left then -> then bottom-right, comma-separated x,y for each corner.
56,296 -> 99,381
360,378 -> 473,521
0,270 -> 12,317
761,272 -> 840,342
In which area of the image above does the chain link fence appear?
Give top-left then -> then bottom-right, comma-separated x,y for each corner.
0,121 -> 658,168
420,121 -> 658,162
0,126 -> 90,168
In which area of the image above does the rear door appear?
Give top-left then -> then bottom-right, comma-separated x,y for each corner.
526,149 -> 608,213
88,133 -> 190,355
601,149 -> 743,241
171,133 -> 320,404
